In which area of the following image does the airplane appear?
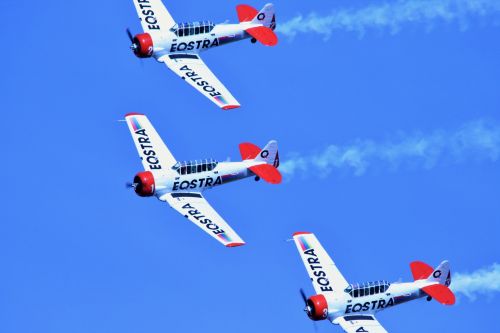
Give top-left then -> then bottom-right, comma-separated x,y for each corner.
127,1 -> 278,110
124,113 -> 282,247
292,232 -> 455,333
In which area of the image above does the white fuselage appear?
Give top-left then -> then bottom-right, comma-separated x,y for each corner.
328,280 -> 433,322
151,22 -> 258,59
152,159 -> 264,199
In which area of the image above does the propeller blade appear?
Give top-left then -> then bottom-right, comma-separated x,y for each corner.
300,288 -> 318,331
126,182 -> 137,189
300,288 -> 308,304
126,28 -> 134,43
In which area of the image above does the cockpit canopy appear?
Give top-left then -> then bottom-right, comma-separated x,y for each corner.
173,159 -> 218,175
344,281 -> 391,298
172,21 -> 215,37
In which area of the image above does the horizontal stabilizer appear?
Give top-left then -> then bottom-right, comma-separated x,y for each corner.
239,142 -> 261,160
422,284 -> 456,305
245,26 -> 278,46
236,4 -> 258,22
249,164 -> 282,184
410,261 -> 434,280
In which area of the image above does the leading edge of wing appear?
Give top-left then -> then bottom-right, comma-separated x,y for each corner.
161,192 -> 245,247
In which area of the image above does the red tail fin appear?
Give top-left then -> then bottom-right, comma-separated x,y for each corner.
236,4 -> 258,22
249,164 -> 282,184
245,26 -> 278,46
410,261 -> 434,280
422,284 -> 456,305
239,142 -> 261,160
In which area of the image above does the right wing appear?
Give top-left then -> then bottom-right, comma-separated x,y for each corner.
158,54 -> 240,110
337,315 -> 388,333
125,113 -> 177,173
292,232 -> 349,298
161,192 -> 245,247
132,0 -> 176,34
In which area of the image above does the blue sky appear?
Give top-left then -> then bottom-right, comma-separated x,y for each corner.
1,0 -> 499,332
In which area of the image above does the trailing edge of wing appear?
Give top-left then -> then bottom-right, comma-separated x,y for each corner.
161,192 -> 245,247
159,54 -> 240,110
336,315 -> 388,333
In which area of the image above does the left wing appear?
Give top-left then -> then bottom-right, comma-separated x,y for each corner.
161,192 -> 245,247
292,232 -> 349,299
158,54 -> 240,110
125,113 -> 177,173
336,315 -> 388,333
132,0 -> 176,35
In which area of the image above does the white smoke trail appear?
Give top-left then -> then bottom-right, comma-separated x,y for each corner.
280,119 -> 500,178
453,263 -> 500,300
277,0 -> 500,38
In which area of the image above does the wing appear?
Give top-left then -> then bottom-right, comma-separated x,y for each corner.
337,315 -> 388,333
158,54 -> 240,110
132,0 -> 176,34
292,232 -> 349,298
125,113 -> 177,173
161,192 -> 245,247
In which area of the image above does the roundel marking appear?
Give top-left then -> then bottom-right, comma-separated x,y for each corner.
257,13 -> 265,20
260,150 -> 269,158
433,270 -> 442,278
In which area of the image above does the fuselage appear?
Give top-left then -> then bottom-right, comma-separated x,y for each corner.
151,159 -> 263,199
328,280 -> 432,322
150,22 -> 256,59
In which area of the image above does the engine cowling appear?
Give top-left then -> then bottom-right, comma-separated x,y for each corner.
306,294 -> 328,321
132,33 -> 154,58
133,171 -> 155,197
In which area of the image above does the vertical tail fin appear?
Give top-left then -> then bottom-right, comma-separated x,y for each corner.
410,260 -> 451,286
253,140 -> 279,167
251,3 -> 276,30
237,3 -> 276,29
239,141 -> 279,167
428,260 -> 452,287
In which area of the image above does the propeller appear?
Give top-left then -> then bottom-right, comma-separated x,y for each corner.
126,28 -> 138,52
300,288 -> 310,313
126,181 -> 138,189
300,289 -> 319,332
126,28 -> 134,42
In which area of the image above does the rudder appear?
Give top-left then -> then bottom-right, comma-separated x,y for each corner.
254,140 -> 279,167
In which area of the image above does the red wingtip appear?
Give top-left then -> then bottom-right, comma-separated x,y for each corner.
125,112 -> 144,117
226,242 -> 245,248
293,232 -> 311,236
222,105 -> 240,110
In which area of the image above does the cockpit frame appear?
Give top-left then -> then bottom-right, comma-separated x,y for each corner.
344,280 -> 391,298
173,159 -> 218,175
172,21 -> 215,37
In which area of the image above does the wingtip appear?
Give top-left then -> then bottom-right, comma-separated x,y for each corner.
293,231 -> 311,236
222,105 -> 240,110
124,112 -> 144,117
226,242 -> 245,248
